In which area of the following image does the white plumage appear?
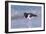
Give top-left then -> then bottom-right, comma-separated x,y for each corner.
27,14 -> 31,20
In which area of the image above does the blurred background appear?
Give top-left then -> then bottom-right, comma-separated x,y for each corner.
11,5 -> 41,29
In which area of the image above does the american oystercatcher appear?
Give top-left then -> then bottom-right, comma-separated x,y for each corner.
24,13 -> 37,20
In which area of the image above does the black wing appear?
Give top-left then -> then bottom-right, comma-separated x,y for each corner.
31,13 -> 37,17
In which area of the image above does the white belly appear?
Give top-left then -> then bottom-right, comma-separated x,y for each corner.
27,15 -> 31,20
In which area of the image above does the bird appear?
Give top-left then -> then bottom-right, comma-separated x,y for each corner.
24,12 -> 37,20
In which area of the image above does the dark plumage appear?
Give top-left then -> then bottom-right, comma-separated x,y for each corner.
24,13 -> 37,18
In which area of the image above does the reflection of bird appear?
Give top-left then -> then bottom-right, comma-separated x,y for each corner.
24,13 -> 37,20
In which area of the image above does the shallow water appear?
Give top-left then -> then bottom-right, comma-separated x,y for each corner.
11,16 -> 41,29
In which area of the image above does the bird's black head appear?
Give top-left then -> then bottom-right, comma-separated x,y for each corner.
24,13 -> 28,18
